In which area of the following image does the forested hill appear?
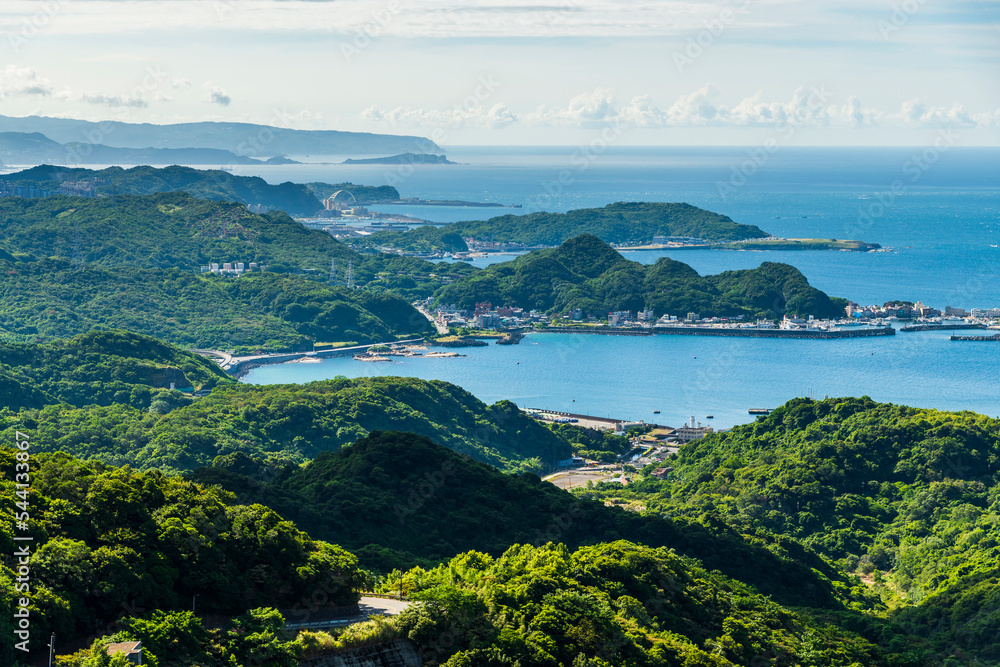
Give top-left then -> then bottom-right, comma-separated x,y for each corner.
358,201 -> 770,252
583,396 -> 1000,661
0,189 -> 476,296
1,164 -> 324,216
0,447 -> 363,663
436,233 -> 846,319
0,191 -> 346,270
0,445 -> 931,667
0,255 -> 433,351
0,377 -> 573,474
0,331 -> 232,410
190,430 -> 863,610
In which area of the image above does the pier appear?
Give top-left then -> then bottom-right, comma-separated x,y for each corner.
652,326 -> 895,339
902,323 -> 987,332
539,326 -> 895,339
950,333 -> 1000,341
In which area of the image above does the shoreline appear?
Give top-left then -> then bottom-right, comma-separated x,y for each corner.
537,326 -> 896,339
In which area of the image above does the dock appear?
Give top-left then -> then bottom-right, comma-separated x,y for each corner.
539,326 -> 896,339
525,408 -> 656,432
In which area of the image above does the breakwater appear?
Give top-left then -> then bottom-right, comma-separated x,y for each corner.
224,339 -> 426,376
432,337 -> 489,348
950,333 -> 1000,341
902,323 -> 986,332
539,326 -> 895,339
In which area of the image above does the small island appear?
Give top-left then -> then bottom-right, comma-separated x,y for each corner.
342,152 -> 455,165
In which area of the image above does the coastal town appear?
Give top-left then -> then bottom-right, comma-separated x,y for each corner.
429,299 -> 1000,338
533,409 -> 719,491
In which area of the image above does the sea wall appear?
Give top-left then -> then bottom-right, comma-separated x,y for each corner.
301,639 -> 421,667
652,326 -> 896,339
540,326 -> 895,339
902,323 -> 985,332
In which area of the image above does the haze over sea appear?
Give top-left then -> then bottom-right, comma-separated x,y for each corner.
240,147 -> 999,428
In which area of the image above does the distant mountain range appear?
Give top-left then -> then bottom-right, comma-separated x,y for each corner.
0,114 -> 442,157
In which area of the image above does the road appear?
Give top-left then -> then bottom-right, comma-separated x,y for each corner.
544,466 -> 619,490
282,597 -> 411,632
359,596 -> 411,616
415,304 -> 449,335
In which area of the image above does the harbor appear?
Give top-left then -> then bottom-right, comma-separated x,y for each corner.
537,325 -> 896,339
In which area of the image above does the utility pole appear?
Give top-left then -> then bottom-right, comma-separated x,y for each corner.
47,633 -> 55,667
192,594 -> 198,614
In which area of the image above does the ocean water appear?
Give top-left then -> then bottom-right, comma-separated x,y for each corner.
236,147 -> 1000,426
244,328 -> 999,430
233,146 -> 1000,307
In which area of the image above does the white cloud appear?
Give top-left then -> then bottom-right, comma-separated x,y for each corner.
0,66 -> 53,99
0,0 -> 796,38
53,88 -> 150,108
203,82 -> 231,106
363,86 -> 1000,132
362,102 -> 518,130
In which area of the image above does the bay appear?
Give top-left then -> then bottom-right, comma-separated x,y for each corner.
244,328 -> 999,430
235,147 -> 999,425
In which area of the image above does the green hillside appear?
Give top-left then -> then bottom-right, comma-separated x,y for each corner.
0,256 -> 431,352
436,234 -> 846,320
0,191 -> 348,269
582,396 -> 1000,661
0,448 -> 362,663
359,201 -> 770,252
0,378 -> 572,474
394,541 -> 910,667
191,430 -> 868,610
0,331 -> 232,410
0,164 -> 325,216
307,181 -> 401,202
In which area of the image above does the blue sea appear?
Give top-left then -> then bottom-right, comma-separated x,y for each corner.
236,147 -> 1000,428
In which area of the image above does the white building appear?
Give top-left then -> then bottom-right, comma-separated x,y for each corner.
675,416 -> 713,442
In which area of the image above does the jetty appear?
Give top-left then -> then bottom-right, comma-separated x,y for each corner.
538,326 -> 895,339
950,333 -> 1000,341
902,323 -> 986,332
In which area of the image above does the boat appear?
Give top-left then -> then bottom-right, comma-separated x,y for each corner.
653,410 -> 660,414
705,415 -> 714,419
748,408 -> 771,415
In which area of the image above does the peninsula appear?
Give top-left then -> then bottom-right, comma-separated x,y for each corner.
433,233 -> 848,321
341,152 -> 455,165
357,201 -> 769,252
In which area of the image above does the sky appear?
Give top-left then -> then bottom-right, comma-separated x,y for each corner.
0,0 -> 998,146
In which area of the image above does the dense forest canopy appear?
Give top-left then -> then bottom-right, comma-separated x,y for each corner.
0,256 -> 432,352
435,234 -> 847,320
393,540 -> 911,667
0,376 -> 580,474
358,201 -> 770,252
0,164 -> 324,216
0,191 -> 349,269
191,430 -> 869,610
0,331 -> 233,410
581,396 -> 1000,661
0,448 -> 362,662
